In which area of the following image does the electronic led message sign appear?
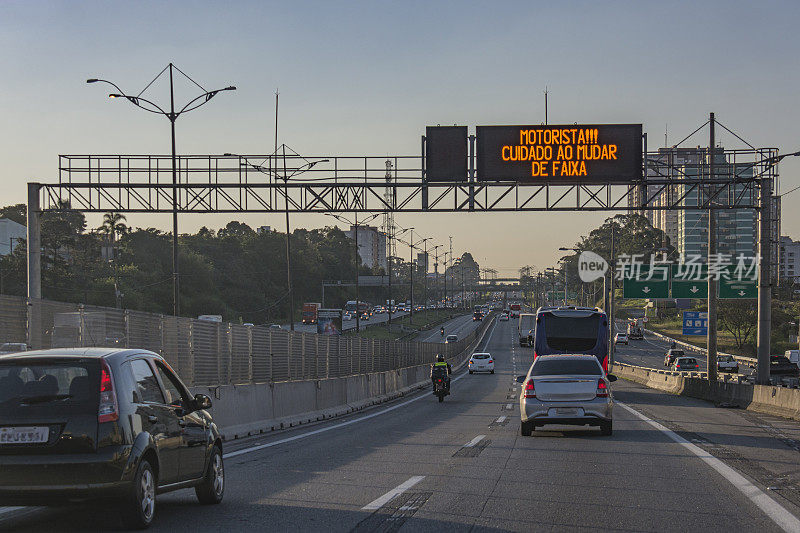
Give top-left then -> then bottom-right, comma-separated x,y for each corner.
425,126 -> 468,182
476,124 -> 642,183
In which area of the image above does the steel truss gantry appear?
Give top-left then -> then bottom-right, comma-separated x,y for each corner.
39,149 -> 776,214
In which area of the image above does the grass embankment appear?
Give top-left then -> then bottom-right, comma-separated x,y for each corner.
346,309 -> 465,340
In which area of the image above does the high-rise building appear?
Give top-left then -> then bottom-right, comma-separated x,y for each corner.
779,236 -> 800,284
345,225 -> 387,271
675,158 -> 757,261
417,252 -> 429,274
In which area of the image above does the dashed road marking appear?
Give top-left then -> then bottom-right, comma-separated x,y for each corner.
496,416 -> 507,423
362,475 -> 426,511
464,435 -> 486,448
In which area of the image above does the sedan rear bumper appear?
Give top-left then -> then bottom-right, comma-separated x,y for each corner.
520,397 -> 613,426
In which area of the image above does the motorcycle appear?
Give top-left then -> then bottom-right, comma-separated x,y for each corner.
433,377 -> 449,402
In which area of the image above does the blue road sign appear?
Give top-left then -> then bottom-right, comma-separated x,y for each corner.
682,311 -> 708,336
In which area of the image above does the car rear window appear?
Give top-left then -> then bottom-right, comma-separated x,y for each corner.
719,355 -> 733,362
670,350 -> 685,356
679,358 -> 697,365
0,359 -> 99,415
473,354 -> 489,360
531,358 -> 602,376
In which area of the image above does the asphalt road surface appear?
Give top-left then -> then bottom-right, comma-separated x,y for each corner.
4,316 -> 800,532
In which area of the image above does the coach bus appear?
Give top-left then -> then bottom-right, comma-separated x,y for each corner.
532,306 -> 609,371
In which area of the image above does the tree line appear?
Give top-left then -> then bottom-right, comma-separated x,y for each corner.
0,203 -> 479,324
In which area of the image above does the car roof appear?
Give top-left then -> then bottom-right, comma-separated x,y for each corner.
0,347 -> 159,362
534,354 -> 598,361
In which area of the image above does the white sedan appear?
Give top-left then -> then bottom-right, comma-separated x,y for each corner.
469,353 -> 494,374
499,314 -> 509,322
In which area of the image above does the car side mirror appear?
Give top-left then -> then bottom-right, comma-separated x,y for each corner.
607,374 -> 618,382
194,393 -> 212,411
516,375 -> 527,383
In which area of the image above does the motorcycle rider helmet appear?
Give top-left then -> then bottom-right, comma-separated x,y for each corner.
435,354 -> 445,363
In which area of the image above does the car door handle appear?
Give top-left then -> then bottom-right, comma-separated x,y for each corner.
147,415 -> 158,424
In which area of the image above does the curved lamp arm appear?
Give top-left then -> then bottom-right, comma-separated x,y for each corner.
178,86 -> 236,115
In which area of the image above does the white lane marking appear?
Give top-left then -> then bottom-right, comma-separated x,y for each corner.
225,364 -> 471,459
618,402 -> 800,533
362,475 -> 426,511
496,416 -> 507,423
505,403 -> 513,409
0,507 -> 23,517
464,435 -> 486,448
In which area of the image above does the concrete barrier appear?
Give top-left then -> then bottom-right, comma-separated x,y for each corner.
612,362 -> 800,422
194,314 -> 497,439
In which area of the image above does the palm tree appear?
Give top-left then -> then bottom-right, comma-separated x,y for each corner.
99,212 -> 128,247
98,212 -> 128,307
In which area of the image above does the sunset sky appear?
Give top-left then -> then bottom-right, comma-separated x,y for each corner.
2,0 -> 798,275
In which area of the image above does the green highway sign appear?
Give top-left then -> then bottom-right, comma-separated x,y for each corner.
623,278 -> 669,298
671,281 -> 708,298
670,264 -> 708,299
719,278 -> 757,299
718,264 -> 757,299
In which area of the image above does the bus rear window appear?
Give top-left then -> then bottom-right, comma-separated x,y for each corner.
543,316 -> 600,352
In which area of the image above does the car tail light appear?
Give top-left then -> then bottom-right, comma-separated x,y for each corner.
98,360 -> 119,423
596,379 -> 608,398
437,378 -> 442,383
524,379 -> 536,398
488,360 -> 493,363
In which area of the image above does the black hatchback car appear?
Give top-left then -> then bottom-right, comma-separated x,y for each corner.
0,348 -> 223,529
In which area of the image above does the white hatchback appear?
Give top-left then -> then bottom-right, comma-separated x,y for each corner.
469,353 -> 494,374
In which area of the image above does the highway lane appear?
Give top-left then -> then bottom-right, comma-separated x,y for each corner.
287,310 -> 410,333
5,317 -> 800,531
416,313 -> 483,343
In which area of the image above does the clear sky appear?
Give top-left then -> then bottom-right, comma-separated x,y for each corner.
2,0 -> 798,275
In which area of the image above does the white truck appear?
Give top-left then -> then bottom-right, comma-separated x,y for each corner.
627,318 -> 644,340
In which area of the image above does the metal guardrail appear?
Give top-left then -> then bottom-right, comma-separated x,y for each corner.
1,295 -> 485,387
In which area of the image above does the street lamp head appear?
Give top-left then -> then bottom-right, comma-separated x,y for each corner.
108,93 -> 122,99
225,86 -> 237,91
86,78 -> 99,83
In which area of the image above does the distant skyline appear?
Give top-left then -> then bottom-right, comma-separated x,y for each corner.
2,0 -> 798,274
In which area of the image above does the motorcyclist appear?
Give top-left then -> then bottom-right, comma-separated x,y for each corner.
670,341 -> 677,350
440,326 -> 445,337
430,354 -> 452,392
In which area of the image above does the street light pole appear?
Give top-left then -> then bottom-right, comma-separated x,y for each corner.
409,228 -> 414,323
88,64 -> 235,317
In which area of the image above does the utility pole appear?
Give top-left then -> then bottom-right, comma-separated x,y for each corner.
354,213 -> 360,332
707,112 -> 718,382
409,228 -> 414,323
756,167 -> 773,384
449,236 -> 453,308
387,226 -> 392,327
609,220 -> 616,365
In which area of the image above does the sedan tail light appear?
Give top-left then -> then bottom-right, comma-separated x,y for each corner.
488,360 -> 493,364
524,379 -> 536,398
596,379 -> 608,398
98,360 -> 119,423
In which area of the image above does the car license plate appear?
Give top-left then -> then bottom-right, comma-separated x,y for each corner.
551,408 -> 581,417
0,426 -> 49,444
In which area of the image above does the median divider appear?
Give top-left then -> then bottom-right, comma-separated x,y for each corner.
612,362 -> 800,422
196,313 -> 496,440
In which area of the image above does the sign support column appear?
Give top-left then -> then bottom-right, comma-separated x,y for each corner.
707,113 -> 718,383
756,175 -> 773,384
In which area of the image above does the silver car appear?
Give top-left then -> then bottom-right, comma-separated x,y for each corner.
517,354 -> 616,436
